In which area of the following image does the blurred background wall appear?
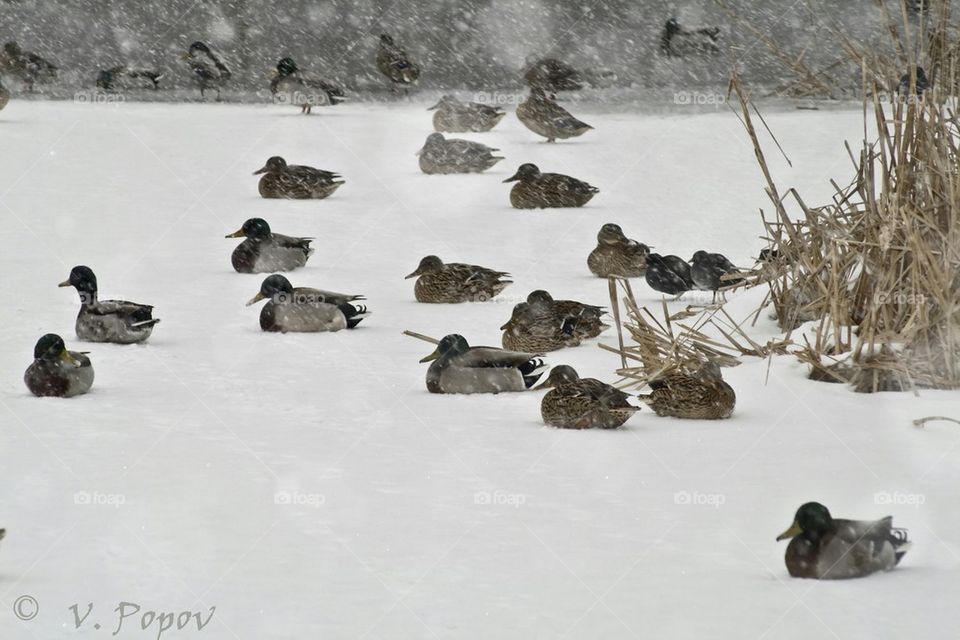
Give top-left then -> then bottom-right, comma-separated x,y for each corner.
0,0 -> 935,96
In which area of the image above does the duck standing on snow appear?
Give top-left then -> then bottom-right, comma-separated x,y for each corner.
253,156 -> 344,199
503,163 -> 598,209
24,334 -> 94,398
587,223 -> 651,278
526,290 -> 608,339
523,58 -> 583,93
644,253 -> 693,296
0,41 -> 57,92
58,266 -> 159,344
181,41 -> 230,99
405,255 -> 512,303
246,275 -> 369,333
638,361 -> 735,419
271,57 -> 346,114
376,34 -> 420,91
500,302 -> 582,353
420,334 -> 546,394
516,87 -> 593,143
226,218 -> 313,273
538,365 -> 639,429
776,502 -> 911,579
428,95 -> 505,132
416,133 -> 504,174
96,66 -> 163,91
690,250 -> 742,302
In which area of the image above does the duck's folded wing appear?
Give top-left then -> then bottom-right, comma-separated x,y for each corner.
455,347 -> 541,369
271,233 -> 314,250
90,300 -> 153,316
294,287 -> 364,305
462,265 -> 510,282
286,166 -> 343,183
446,139 -> 498,159
833,517 -> 894,545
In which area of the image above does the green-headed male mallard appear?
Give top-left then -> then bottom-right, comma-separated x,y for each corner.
24,334 -> 94,398
246,274 -> 368,333
516,88 -> 593,143
500,302 -> 582,353
588,223 -> 651,278
181,41 -> 230,99
417,132 -> 504,174
253,156 -> 344,200
503,163 -> 598,209
376,34 -> 420,91
527,290 -> 608,338
428,95 -> 505,133
776,502 -> 911,579
638,362 -> 735,419
96,66 -> 163,91
226,218 -> 313,273
0,41 -> 57,92
59,266 -> 159,344
523,58 -> 583,93
538,365 -> 639,429
405,255 -> 511,303
420,334 -> 546,394
271,57 -> 346,114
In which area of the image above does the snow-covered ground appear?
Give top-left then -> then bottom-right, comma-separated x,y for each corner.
0,98 -> 958,639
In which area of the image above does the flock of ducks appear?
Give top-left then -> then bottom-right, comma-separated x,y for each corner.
7,29 -> 914,581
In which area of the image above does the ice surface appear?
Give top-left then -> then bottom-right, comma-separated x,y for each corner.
0,99 -> 958,638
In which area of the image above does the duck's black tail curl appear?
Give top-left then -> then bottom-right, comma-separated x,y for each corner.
340,303 -> 370,329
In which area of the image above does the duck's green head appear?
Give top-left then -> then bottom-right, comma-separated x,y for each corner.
777,502 -> 833,541
33,333 -> 81,365
276,57 -> 298,77
247,274 -> 294,306
253,156 -> 287,175
537,365 -> 580,389
503,163 -> 540,184
58,265 -> 98,304
226,217 -> 271,240
405,255 -> 443,279
420,334 -> 470,363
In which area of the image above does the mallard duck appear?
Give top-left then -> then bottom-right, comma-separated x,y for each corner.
690,250 -> 743,302
526,290 -> 608,338
538,365 -> 639,429
523,58 -> 583,93
503,163 -> 598,209
420,334 -> 546,394
253,156 -> 344,199
246,275 -> 369,333
428,95 -> 505,132
225,218 -> 313,273
181,41 -> 230,99
271,57 -> 345,114
638,362 -> 735,419
58,266 -> 159,344
0,41 -> 57,92
501,302 -> 582,353
516,88 -> 593,143
645,253 -> 693,296
776,502 -> 911,579
24,334 -> 94,398
417,133 -> 504,174
405,255 -> 511,303
897,66 -> 930,97
659,18 -> 721,58
96,66 -> 163,91
376,34 -> 420,91
587,223 -> 651,278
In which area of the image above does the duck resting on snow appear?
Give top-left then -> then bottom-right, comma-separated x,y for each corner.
503,163 -> 598,209
419,334 -> 546,394
226,217 -> 314,273
253,156 -> 344,199
58,266 -> 159,344
428,94 -> 505,133
588,223 -> 652,278
246,275 -> 369,333
538,365 -> 639,429
24,333 -> 94,398
416,132 -> 504,174
405,255 -> 512,303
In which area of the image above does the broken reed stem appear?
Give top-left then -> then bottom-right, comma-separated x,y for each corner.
402,330 -> 439,344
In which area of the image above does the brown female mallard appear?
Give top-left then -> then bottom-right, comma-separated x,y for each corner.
523,58 -> 583,93
638,362 -> 735,419
24,334 -> 94,398
376,34 -> 420,90
526,290 -> 608,339
538,365 -> 639,429
225,218 -> 313,273
253,156 -> 344,199
515,87 -> 593,142
587,223 -> 651,278
405,255 -> 511,303
416,133 -> 504,174
420,334 -> 546,394
776,502 -> 911,579
428,95 -> 505,132
500,302 -> 582,353
503,163 -> 598,209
